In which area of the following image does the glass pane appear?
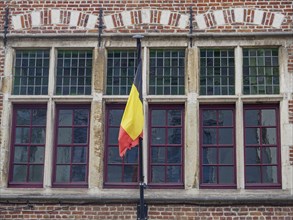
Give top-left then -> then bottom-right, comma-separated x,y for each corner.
261,109 -> 276,126
168,110 -> 181,126
167,166 -> 181,183
246,166 -> 261,183
56,165 -> 70,182
151,166 -> 165,183
107,165 -> 122,182
124,147 -> 138,163
58,110 -> 73,126
245,110 -> 260,126
262,128 -> 276,145
124,165 -> 138,182
31,128 -> 46,143
219,148 -> 233,164
13,165 -> 27,182
73,147 -> 86,163
218,128 -> 233,144
245,147 -> 261,164
152,110 -> 165,126
262,166 -> 278,183
203,148 -> 217,164
202,166 -> 217,183
168,128 -> 181,144
151,147 -> 165,163
15,128 -> 30,143
167,147 -> 181,163
32,109 -> 46,125
203,129 -> 216,144
73,128 -> 88,143
109,109 -> 123,126
14,146 -> 28,162
58,128 -> 72,144
108,128 -> 119,145
108,147 -> 122,163
152,128 -> 165,144
262,147 -> 277,164
16,110 -> 30,125
72,165 -> 86,182
57,147 -> 71,163
29,165 -> 43,182
219,166 -> 234,184
218,110 -> 233,126
245,128 -> 260,145
29,146 -> 44,163
203,110 -> 216,126
74,109 -> 89,125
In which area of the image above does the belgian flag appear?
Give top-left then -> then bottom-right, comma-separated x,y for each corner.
118,48 -> 143,157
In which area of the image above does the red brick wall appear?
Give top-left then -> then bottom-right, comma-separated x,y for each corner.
0,0 -> 292,34
0,203 -> 293,220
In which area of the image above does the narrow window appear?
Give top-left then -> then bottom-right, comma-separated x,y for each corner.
106,50 -> 137,95
149,49 -> 185,95
244,105 -> 281,188
104,105 -> 139,188
243,48 -> 279,95
56,50 -> 92,95
200,49 -> 235,95
200,105 -> 236,188
9,105 -> 47,187
53,105 -> 90,187
13,50 -> 49,95
149,105 -> 184,188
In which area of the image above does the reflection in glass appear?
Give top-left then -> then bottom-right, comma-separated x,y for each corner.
218,110 -> 232,126
151,147 -> 165,163
261,109 -> 276,126
31,128 -> 45,143
167,166 -> 180,182
245,128 -> 260,144
16,110 -> 30,125
58,110 -> 73,126
203,110 -> 216,126
15,128 -> 30,143
203,129 -> 216,144
245,147 -> 261,164
203,166 -> 217,183
262,147 -> 277,164
245,110 -> 260,126
57,147 -> 71,163
58,128 -> 72,144
74,128 -> 88,143
262,128 -> 276,145
168,128 -> 181,144
152,166 -> 165,183
168,110 -> 181,126
167,147 -> 181,163
56,165 -> 70,182
74,109 -> 89,125
203,148 -> 217,164
32,109 -> 46,125
29,146 -> 44,163
73,147 -> 86,163
152,128 -> 165,144
14,146 -> 28,162
262,166 -> 278,183
72,165 -> 86,182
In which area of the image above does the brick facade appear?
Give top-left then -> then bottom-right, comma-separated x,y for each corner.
0,203 -> 293,220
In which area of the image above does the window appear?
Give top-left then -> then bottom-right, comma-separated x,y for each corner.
199,105 -> 236,188
13,50 -> 49,95
243,48 -> 279,95
148,105 -> 184,188
53,105 -> 90,187
106,50 -> 137,95
200,49 -> 235,95
9,105 -> 47,187
56,50 -> 92,95
244,105 -> 281,188
104,105 -> 139,187
149,49 -> 185,95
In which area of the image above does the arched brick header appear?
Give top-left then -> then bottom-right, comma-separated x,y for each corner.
11,8 -> 286,31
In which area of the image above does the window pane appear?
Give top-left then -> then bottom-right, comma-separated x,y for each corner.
108,147 -> 121,163
58,128 -> 72,144
167,166 -> 181,183
107,165 -> 122,182
32,109 -> 46,125
168,128 -> 181,144
56,165 -> 70,182
72,165 -> 86,182
152,128 -> 165,144
219,166 -> 234,184
108,128 -> 119,145
152,166 -> 165,183
245,110 -> 260,126
203,148 -> 217,164
219,148 -> 233,164
124,165 -> 138,182
218,128 -> 233,144
203,166 -> 217,183
203,110 -> 217,126
262,147 -> 277,164
218,110 -> 232,126
74,109 -> 89,125
57,147 -> 71,163
245,128 -> 260,144
246,166 -> 261,183
245,147 -> 261,164
29,146 -> 44,163
31,128 -> 46,143
13,165 -> 27,182
16,110 -> 30,125
58,110 -> 73,126
167,147 -> 181,163
124,147 -> 138,163
74,128 -> 88,143
15,128 -> 30,143
29,165 -> 43,182
109,109 -> 123,126
262,166 -> 278,183
14,146 -> 28,162
152,110 -> 165,126
168,110 -> 181,126
261,109 -> 276,126
151,147 -> 165,163
72,147 -> 86,163
262,128 -> 276,145
203,129 -> 216,144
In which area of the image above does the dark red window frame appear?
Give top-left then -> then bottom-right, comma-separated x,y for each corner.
244,104 -> 281,189
52,104 -> 90,188
148,104 -> 185,189
9,104 -> 47,188
104,104 -> 139,188
199,105 -> 236,189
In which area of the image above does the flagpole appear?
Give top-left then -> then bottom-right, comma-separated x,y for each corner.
133,34 -> 147,220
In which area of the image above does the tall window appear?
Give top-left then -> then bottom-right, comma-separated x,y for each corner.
243,48 -> 279,95
53,105 -> 90,187
149,49 -> 185,95
200,49 -> 235,95
244,105 -> 281,188
106,50 -> 137,95
9,105 -> 47,187
13,50 -> 49,95
199,105 -> 236,188
104,105 -> 139,187
148,105 -> 184,188
56,50 -> 92,95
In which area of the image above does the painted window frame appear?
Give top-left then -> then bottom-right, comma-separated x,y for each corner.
199,105 -> 237,189
52,104 -> 90,188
